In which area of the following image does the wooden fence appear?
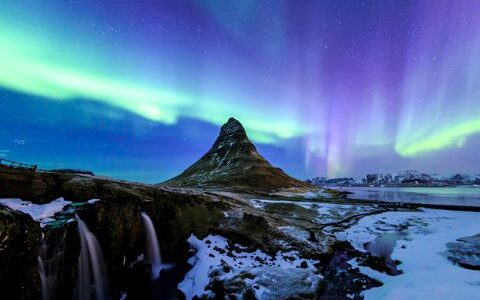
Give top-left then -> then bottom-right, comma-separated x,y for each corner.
0,158 -> 37,172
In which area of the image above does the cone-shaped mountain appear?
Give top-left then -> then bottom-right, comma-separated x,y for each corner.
162,117 -> 309,190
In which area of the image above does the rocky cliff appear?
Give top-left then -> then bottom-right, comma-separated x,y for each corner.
0,169 -> 231,298
0,168 -> 335,299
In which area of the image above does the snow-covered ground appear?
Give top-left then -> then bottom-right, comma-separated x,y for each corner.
0,197 -> 101,227
268,190 -> 328,199
337,209 -> 480,299
178,234 -> 321,300
0,198 -> 72,227
251,199 -> 379,224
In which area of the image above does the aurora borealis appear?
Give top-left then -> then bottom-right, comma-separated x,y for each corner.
1,0 -> 479,182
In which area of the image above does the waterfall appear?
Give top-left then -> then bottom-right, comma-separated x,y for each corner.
37,229 -> 67,300
77,217 -> 109,300
141,212 -> 163,279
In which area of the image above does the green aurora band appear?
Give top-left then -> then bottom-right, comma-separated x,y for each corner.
1,1 -> 480,177
0,22 -> 305,145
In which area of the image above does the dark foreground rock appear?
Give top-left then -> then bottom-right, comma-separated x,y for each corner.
0,168 -> 230,299
446,234 -> 480,270
0,166 -> 390,299
0,207 -> 42,299
317,242 -> 383,299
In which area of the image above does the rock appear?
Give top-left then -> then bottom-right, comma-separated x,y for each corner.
214,246 -> 226,254
0,207 -> 42,299
0,168 -> 51,202
210,279 -> 226,298
243,213 -> 269,228
222,263 -> 232,273
308,230 -> 317,242
446,234 -> 480,270
318,242 -> 382,299
218,267 -> 321,300
1,169 -> 230,299
243,288 -> 256,300
358,255 -> 402,276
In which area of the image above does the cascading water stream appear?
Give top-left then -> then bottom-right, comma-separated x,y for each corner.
37,229 -> 67,300
77,216 -> 110,300
141,212 -> 164,279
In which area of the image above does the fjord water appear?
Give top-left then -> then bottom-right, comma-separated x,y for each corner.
141,212 -> 163,279
77,217 -> 109,300
341,186 -> 480,207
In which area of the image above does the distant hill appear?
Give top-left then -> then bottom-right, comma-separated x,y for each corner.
307,170 -> 480,187
161,117 -> 309,191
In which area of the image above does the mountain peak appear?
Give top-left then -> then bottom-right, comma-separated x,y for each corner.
212,117 -> 255,153
162,118 -> 309,191
218,117 -> 246,138
227,116 -> 240,124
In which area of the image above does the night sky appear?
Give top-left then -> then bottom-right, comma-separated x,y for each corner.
1,0 -> 479,183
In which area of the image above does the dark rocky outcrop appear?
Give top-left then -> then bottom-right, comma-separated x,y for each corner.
0,166 -> 326,299
0,169 -> 230,299
0,207 -> 42,299
446,234 -> 480,270
161,117 -> 309,191
318,242 -> 382,299
0,167 -> 52,202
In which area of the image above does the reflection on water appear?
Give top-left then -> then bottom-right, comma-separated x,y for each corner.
339,186 -> 480,207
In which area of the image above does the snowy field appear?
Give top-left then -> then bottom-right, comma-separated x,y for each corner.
337,209 -> 480,299
178,234 -> 321,300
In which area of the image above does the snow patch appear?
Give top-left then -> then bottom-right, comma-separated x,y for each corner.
178,234 -> 321,299
0,198 -> 72,227
340,209 -> 480,299
87,198 -> 100,204
0,197 -> 100,227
